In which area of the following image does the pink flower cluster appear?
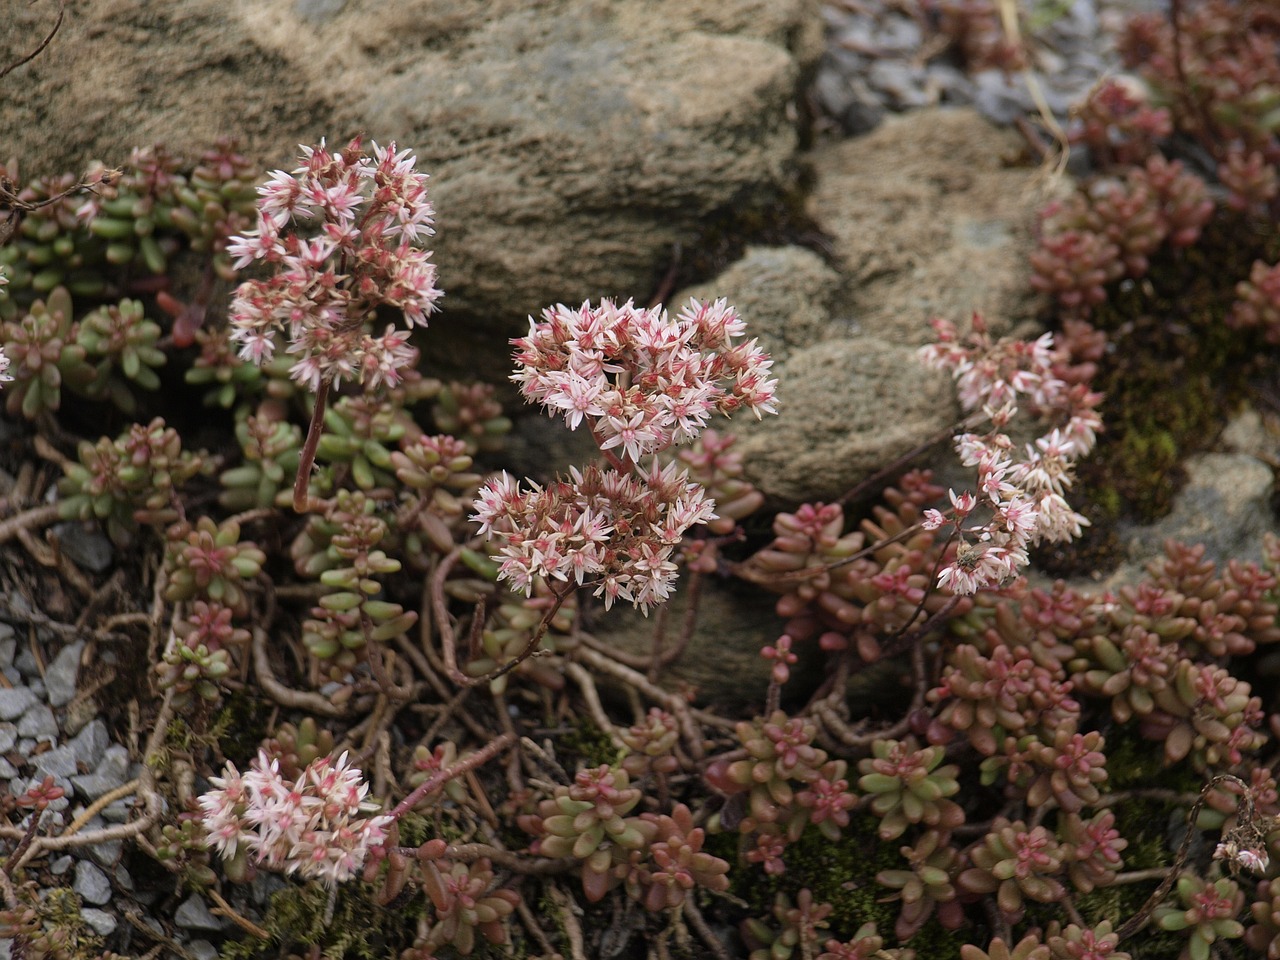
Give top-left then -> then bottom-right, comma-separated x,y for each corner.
510,297 -> 777,464
198,750 -> 392,886
473,461 -> 715,612
477,296 -> 777,612
226,137 -> 442,392
918,315 -> 1102,595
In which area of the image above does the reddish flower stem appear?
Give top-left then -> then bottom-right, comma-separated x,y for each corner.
387,732 -> 514,821
293,377 -> 331,513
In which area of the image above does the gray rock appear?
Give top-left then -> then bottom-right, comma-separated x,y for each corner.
17,705 -> 58,743
102,799 -> 132,823
188,941 -> 219,960
675,246 -> 843,363
81,908 -> 118,936
44,641 -> 83,707
868,60 -> 930,109
69,719 -> 109,769
0,630 -> 15,669
1,0 -> 823,376
807,108 -> 1045,347
175,893 -> 224,932
12,648 -> 39,680
51,522 -> 113,574
32,743 -> 78,782
294,0 -> 345,24
73,745 -> 130,800
732,337 -> 955,504
115,864 -> 134,892
1122,453 -> 1275,568
73,860 -> 112,905
50,854 -> 73,875
0,721 -> 16,753
0,758 -> 17,779
0,687 -> 36,720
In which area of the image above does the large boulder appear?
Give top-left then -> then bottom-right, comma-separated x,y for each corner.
806,106 -> 1048,344
3,0 -> 823,367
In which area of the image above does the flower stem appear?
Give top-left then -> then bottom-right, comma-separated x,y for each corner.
294,377 -> 331,513
388,732 -> 514,821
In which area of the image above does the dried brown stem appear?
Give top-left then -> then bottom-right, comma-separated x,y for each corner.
1115,774 -> 1248,941
0,503 -> 60,545
250,625 -> 348,717
574,642 -> 705,762
0,5 -> 64,81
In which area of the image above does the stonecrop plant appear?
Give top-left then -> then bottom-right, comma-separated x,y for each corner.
224,137 -> 442,509
9,3 -> 1280,957
473,296 -> 778,613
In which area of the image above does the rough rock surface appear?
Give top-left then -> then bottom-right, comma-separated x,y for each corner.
806,107 -> 1051,345
4,0 -> 822,359
732,336 -> 956,505
676,245 -> 844,363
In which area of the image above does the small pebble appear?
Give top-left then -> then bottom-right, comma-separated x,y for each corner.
45,641 -> 84,708
0,687 -> 36,721
69,719 -> 109,768
32,743 -> 78,781
50,854 -> 73,875
81,908 -> 118,936
73,860 -> 112,905
18,705 -> 58,743
175,893 -> 223,931
73,744 -> 130,800
0,722 -> 17,753
188,941 -> 219,960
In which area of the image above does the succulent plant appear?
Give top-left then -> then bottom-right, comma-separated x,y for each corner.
706,712 -> 827,837
1140,659 -> 1265,770
984,727 -> 1107,814
57,417 -> 202,543
818,921 -> 917,960
259,717 -> 336,781
1153,873 -> 1245,960
959,818 -> 1067,923
316,393 -> 406,491
875,828 -> 965,941
75,297 -> 165,411
927,641 -> 1079,755
430,381 -> 510,455
676,428 -> 764,534
858,738 -> 964,840
523,765 -> 647,902
390,432 -> 483,558
156,600 -> 249,705
1058,809 -> 1127,895
466,579 -> 577,693
1246,878 -> 1280,959
618,803 -> 730,911
417,857 -> 520,956
1045,920 -> 1130,960
163,517 -> 266,616
218,405 -> 305,511
1,287 -> 94,419
619,707 -> 681,778
961,936 -> 1050,960
741,889 -> 833,960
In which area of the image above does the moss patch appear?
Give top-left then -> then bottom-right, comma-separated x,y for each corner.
1040,212 -> 1280,577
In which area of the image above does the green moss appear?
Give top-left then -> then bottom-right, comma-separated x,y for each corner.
722,815 -> 963,959
219,879 -> 425,960
1042,212 -> 1280,577
558,715 -> 623,771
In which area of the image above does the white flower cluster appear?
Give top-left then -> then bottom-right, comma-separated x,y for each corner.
473,461 -> 716,613
510,297 -> 777,463
227,138 -> 442,392
198,750 -> 392,886
918,315 -> 1103,595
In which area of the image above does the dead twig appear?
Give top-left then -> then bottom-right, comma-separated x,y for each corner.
0,4 -> 64,81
